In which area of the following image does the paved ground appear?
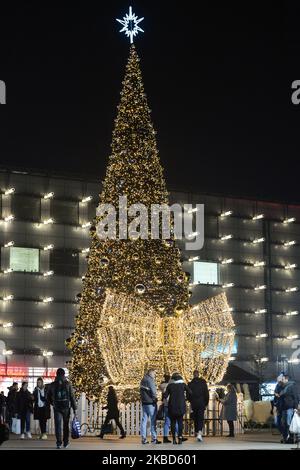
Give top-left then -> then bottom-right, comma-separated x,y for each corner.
1,433 -> 299,450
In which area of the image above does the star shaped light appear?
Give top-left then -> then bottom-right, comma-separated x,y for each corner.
116,6 -> 144,44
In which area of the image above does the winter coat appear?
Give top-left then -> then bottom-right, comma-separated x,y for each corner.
164,375 -> 191,417
33,386 -> 51,420
280,381 -> 299,410
140,374 -> 157,405
16,389 -> 33,416
221,390 -> 237,421
187,377 -> 209,410
47,377 -> 77,412
273,382 -> 284,410
103,389 -> 120,419
6,389 -> 18,415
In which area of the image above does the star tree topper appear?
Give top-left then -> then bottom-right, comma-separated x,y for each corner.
116,6 -> 144,43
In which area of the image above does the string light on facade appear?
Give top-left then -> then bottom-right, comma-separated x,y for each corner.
222,282 -> 234,288
252,214 -> 264,220
4,215 -> 14,222
284,263 -> 297,270
4,241 -> 14,247
43,323 -> 54,330
286,287 -> 298,292
253,261 -> 265,267
220,211 -> 233,217
3,349 -> 13,355
43,244 -> 54,251
220,234 -> 233,241
255,308 -> 267,314
82,222 -> 92,229
43,270 -> 54,277
4,188 -> 15,195
44,192 -> 54,199
188,256 -> 200,262
286,310 -> 299,316
287,334 -> 299,340
221,258 -> 233,264
284,240 -> 296,247
3,268 -> 13,274
81,196 -> 93,203
43,297 -> 54,303
253,237 -> 265,244
256,333 -> 268,338
3,322 -> 13,328
81,248 -> 90,254
42,350 -> 53,357
43,218 -> 54,225
254,285 -> 267,291
3,295 -> 14,301
283,217 -> 296,224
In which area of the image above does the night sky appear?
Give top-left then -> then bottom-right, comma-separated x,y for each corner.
0,2 -> 299,203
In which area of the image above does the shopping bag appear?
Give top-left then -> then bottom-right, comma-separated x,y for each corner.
71,416 -> 81,439
11,417 -> 21,435
102,421 -> 113,434
289,410 -> 300,434
156,404 -> 164,421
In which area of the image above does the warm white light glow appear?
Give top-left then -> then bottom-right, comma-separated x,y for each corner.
255,308 -> 267,314
222,282 -> 234,288
43,323 -> 53,330
253,237 -> 265,244
253,261 -> 265,267
81,196 -> 93,203
188,256 -> 200,262
43,297 -> 54,303
42,350 -> 53,357
3,349 -> 13,355
43,218 -> 54,225
3,295 -> 14,301
43,244 -> 54,251
284,240 -> 296,247
3,268 -> 13,274
81,248 -> 90,254
252,214 -> 264,220
220,211 -> 233,217
3,322 -> 13,328
4,188 -> 15,195
285,287 -> 298,292
254,285 -> 267,290
284,263 -> 297,270
287,334 -> 299,340
228,356 -> 236,361
4,215 -> 14,222
188,207 -> 198,214
259,357 -> 269,362
221,258 -> 234,264
186,232 -> 198,239
44,192 -> 54,199
43,271 -> 54,277
283,217 -> 296,224
220,234 -> 233,241
82,222 -> 91,229
4,241 -> 14,247
256,333 -> 268,338
286,310 -> 299,316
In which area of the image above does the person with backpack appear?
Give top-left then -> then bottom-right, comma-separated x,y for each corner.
33,377 -> 51,440
16,381 -> 33,439
47,368 -> 77,449
99,386 -> 126,439
188,370 -> 209,442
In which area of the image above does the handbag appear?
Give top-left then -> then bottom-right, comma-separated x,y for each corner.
102,422 -> 113,434
289,410 -> 300,434
156,404 -> 165,421
71,416 -> 81,439
11,417 -> 21,435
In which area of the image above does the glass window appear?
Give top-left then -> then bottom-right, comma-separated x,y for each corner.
11,195 -> 40,221
10,247 -> 39,272
88,201 -> 97,223
193,261 -> 220,285
49,249 -> 79,276
50,200 -> 79,225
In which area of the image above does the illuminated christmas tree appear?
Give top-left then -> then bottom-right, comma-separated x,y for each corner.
67,45 -> 191,400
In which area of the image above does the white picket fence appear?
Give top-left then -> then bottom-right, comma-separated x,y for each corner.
30,393 -> 244,437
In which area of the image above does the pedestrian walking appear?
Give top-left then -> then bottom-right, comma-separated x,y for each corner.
217,384 -> 237,437
188,370 -> 209,442
47,368 -> 77,449
159,374 -> 172,443
140,369 -> 161,444
279,374 -> 299,444
99,386 -> 126,439
6,382 -> 18,428
33,377 -> 51,440
163,372 -> 190,445
16,381 -> 33,439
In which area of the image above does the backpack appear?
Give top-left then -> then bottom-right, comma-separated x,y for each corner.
54,379 -> 69,410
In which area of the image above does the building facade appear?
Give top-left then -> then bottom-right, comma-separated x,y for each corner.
0,167 -> 299,390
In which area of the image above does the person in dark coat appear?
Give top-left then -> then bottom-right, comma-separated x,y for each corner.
0,392 -> 6,423
217,384 -> 237,437
16,381 -> 33,439
47,368 -> 77,449
279,374 -> 299,443
33,377 -> 51,439
99,386 -> 126,439
164,372 -> 191,445
188,370 -> 209,442
6,382 -> 18,427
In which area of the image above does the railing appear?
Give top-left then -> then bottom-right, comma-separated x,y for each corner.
30,393 -> 244,436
